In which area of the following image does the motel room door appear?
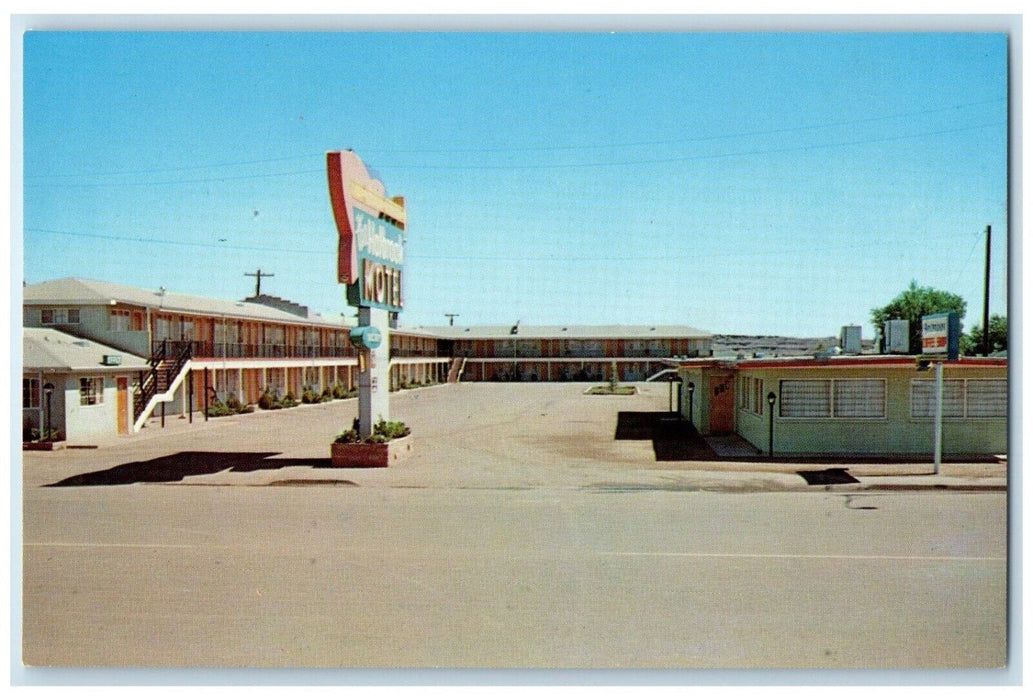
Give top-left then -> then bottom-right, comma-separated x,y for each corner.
708,371 -> 735,434
116,377 -> 129,434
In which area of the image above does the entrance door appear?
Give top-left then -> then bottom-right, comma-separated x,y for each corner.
709,371 -> 735,434
116,377 -> 129,434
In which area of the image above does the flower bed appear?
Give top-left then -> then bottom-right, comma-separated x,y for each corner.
331,418 -> 413,468
331,435 -> 413,468
23,441 -> 64,451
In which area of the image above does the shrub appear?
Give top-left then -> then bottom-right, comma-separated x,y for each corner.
205,400 -> 233,417
334,416 -> 410,444
301,387 -> 321,404
258,391 -> 278,410
281,392 -> 298,408
206,396 -> 256,417
24,426 -> 58,442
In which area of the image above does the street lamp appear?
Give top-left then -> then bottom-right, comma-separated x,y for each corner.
42,382 -> 54,442
687,381 -> 695,428
767,391 -> 777,457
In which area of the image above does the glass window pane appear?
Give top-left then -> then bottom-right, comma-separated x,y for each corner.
780,380 -> 831,417
966,379 -> 1007,418
833,379 -> 886,418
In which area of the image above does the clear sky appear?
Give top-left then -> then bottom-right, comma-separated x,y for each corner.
19,29 -> 1009,337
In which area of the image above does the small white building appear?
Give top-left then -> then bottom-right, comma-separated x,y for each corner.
22,328 -> 149,445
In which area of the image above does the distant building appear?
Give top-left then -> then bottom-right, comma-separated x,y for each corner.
421,324 -> 712,382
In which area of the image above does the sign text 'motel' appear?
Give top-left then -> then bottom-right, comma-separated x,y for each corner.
326,150 -> 406,314
350,209 -> 404,311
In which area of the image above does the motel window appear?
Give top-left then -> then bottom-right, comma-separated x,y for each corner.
79,377 -> 104,406
832,379 -> 887,418
965,380 -> 1007,418
110,309 -> 131,332
41,308 -> 81,325
23,377 -> 40,409
779,379 -> 887,419
740,377 -> 765,415
910,380 -> 965,419
779,380 -> 831,418
155,317 -> 172,340
911,379 -> 1005,419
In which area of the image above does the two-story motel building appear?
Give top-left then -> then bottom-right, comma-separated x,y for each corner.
21,277 -> 713,443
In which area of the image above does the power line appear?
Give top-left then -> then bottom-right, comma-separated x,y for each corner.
375,122 -> 1004,171
359,98 -> 1008,155
27,225 -> 977,263
23,100 -> 1006,184
22,153 -> 326,180
22,168 -> 325,189
22,120 -> 1002,188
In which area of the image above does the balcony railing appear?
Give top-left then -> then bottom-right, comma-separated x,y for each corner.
155,340 -> 356,360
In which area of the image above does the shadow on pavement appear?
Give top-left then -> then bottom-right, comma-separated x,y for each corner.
615,411 -> 718,461
46,451 -> 333,487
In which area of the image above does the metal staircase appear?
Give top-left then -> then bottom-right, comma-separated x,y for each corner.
132,340 -> 192,432
446,357 -> 466,383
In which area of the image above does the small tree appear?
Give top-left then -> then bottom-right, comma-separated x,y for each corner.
871,280 -> 967,354
962,314 -> 1008,356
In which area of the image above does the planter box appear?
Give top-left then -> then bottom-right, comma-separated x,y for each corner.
331,435 -> 413,468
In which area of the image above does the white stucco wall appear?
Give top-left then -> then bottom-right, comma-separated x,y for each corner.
61,373 -> 129,444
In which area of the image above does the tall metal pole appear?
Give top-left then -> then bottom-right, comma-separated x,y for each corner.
933,361 -> 944,474
982,224 -> 992,356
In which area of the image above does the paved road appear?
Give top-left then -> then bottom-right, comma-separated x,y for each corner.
21,383 -> 1008,668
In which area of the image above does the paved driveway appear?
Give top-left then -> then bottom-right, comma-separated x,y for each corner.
20,382 -> 1009,670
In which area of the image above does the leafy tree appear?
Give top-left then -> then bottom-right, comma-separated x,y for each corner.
961,314 -> 1008,356
870,280 -> 967,354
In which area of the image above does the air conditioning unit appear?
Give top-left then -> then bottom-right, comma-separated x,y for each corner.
840,325 -> 862,354
883,319 -> 909,354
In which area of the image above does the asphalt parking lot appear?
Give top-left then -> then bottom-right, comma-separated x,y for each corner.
20,382 -> 1009,670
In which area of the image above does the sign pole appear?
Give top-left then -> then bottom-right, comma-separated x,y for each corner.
327,151 -> 406,441
933,361 -> 943,474
357,306 -> 390,439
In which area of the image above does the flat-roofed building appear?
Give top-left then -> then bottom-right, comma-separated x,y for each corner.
418,324 -> 712,382
670,355 -> 1008,457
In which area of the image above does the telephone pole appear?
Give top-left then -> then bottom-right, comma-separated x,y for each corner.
444,313 -> 459,327
245,269 -> 275,297
982,225 -> 991,356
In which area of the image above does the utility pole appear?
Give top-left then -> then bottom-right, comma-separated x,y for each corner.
982,225 -> 991,356
245,269 -> 275,297
445,313 -> 459,327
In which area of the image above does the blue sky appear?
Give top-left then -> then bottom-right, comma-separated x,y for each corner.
19,30 -> 1009,337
